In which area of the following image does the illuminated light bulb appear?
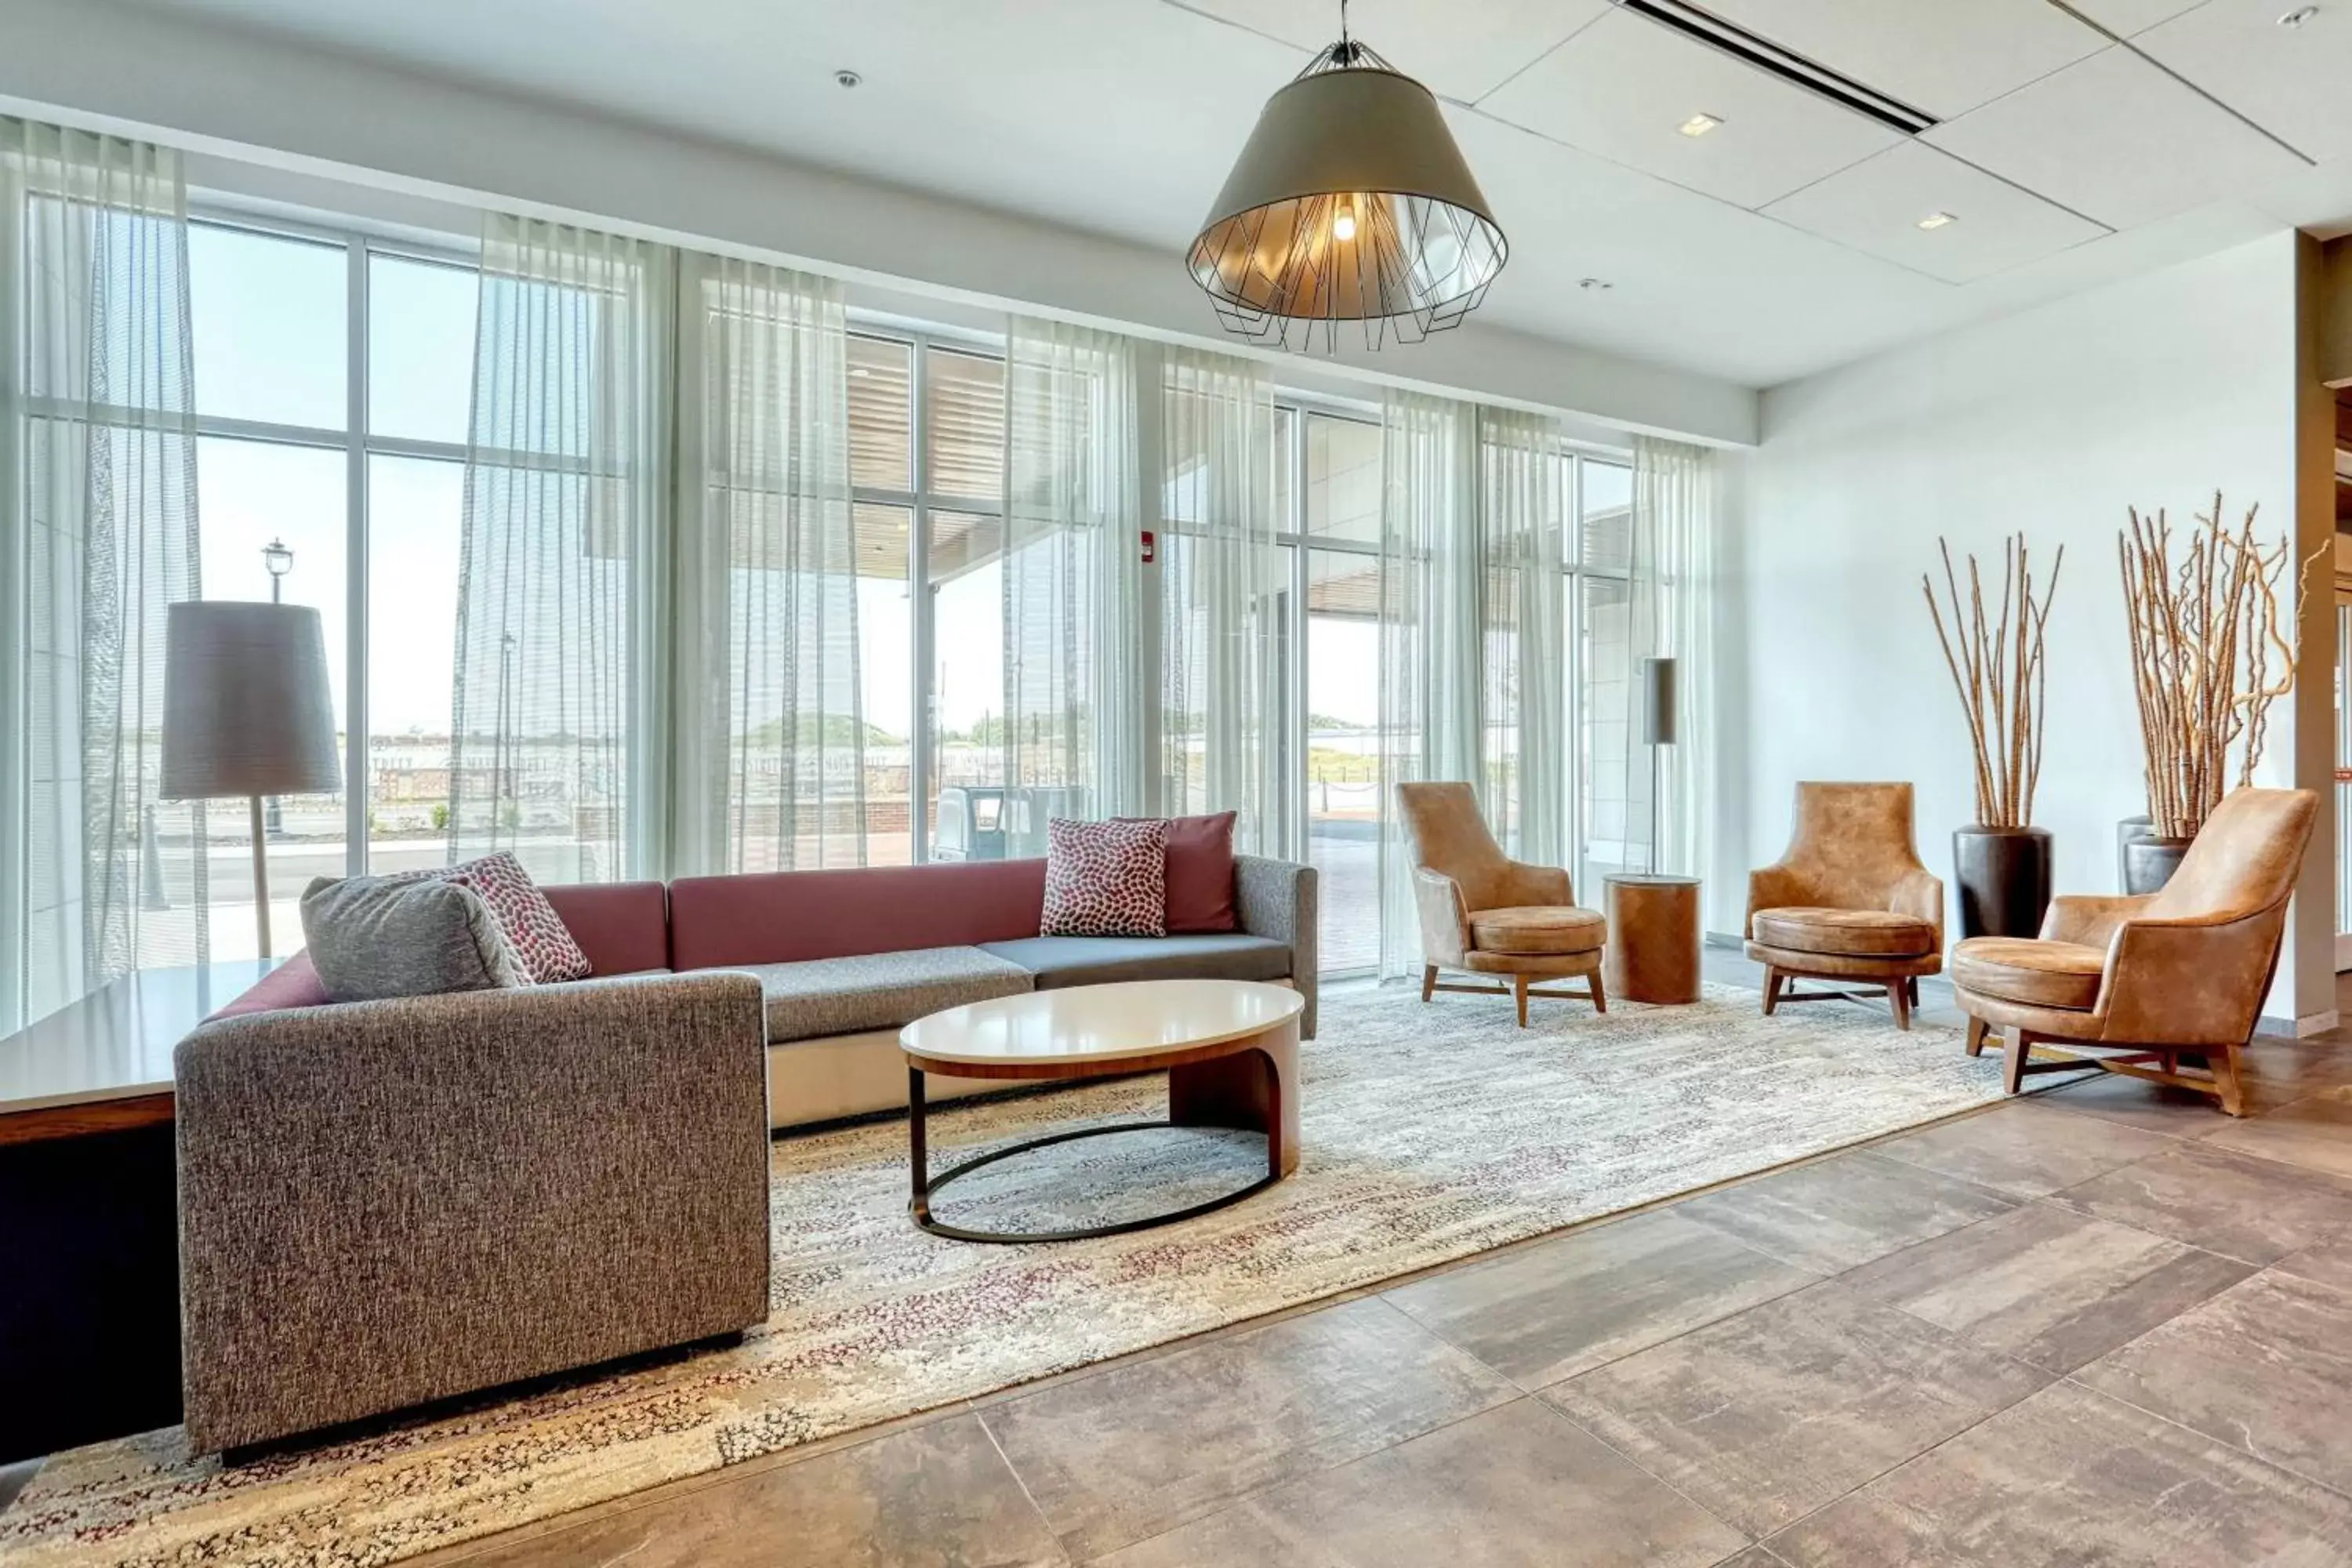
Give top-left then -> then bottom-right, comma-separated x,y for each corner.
1333,207 -> 1358,241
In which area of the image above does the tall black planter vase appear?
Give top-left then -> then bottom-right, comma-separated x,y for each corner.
1953,826 -> 2054,939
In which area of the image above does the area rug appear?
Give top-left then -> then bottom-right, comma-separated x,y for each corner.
3,983 -> 2006,1566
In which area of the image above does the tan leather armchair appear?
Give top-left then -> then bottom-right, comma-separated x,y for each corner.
1951,786 -> 2318,1116
1744,782 -> 1944,1030
1397,782 -> 1606,1026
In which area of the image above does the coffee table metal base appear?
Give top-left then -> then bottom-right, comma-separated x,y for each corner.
908,1075 -> 1280,1243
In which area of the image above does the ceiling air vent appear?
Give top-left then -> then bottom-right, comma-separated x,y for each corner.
1620,0 -> 1939,136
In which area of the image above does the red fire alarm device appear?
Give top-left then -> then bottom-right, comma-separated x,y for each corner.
1141,529 -> 1156,564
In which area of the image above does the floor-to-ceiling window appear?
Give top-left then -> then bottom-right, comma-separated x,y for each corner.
844,326 -> 1008,862
184,214 -> 479,956
180,222 -> 1627,972
1573,455 -> 1636,896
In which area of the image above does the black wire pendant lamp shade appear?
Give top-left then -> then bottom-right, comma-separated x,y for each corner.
1189,12 -> 1507,350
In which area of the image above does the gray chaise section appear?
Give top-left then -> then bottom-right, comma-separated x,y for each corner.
175,971 -> 769,1454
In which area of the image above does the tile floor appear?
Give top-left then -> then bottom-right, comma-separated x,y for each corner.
310,962 -> 2352,1562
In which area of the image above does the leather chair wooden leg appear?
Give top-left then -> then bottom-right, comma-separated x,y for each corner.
1888,978 -> 1913,1031
1965,1014 -> 1988,1058
2002,1028 -> 2034,1095
1513,974 -> 1530,1028
1421,965 -> 1437,1004
1590,967 -> 1607,1014
1762,967 -> 1784,1016
2211,1044 -> 2247,1117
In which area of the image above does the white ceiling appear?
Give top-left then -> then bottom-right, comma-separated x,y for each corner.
94,0 -> 2352,386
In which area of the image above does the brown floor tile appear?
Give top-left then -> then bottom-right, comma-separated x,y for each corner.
452,1413 -> 1062,1567
1382,1208 -> 1817,1388
2074,1269 -> 2352,1493
1094,1399 -> 1747,1568
2048,1141 -> 2352,1265
1867,1101 -> 2178,1200
1675,1151 -> 2016,1274
1543,1280 -> 2048,1538
2274,1227 -> 2352,1292
2202,1089 -> 2352,1179
978,1296 -> 1514,1561
2235,1040 -> 2352,1101
1765,1379 -> 2352,1566
1839,1201 -> 2254,1373
2040,1069 -> 2246,1134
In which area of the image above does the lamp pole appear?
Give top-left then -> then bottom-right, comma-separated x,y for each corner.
260,540 -> 296,849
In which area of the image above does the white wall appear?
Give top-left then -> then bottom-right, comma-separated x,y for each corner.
1722,232 -> 2331,1027
0,0 -> 1755,448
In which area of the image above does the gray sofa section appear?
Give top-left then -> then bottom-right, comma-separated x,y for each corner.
978,934 -> 1290,989
744,946 -> 1033,1044
175,971 -> 769,1454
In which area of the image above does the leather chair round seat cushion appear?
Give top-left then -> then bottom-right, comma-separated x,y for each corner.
1469,906 -> 1606,956
1951,937 -> 2105,1012
1751,906 -> 1934,959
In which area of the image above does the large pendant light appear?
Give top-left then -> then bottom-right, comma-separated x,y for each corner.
1189,13 -> 1506,350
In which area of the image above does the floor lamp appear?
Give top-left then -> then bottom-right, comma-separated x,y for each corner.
1641,656 -> 1677,875
162,601 -> 342,962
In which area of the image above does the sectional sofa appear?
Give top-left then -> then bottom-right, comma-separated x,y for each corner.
212,852 -> 1319,1128
178,852 -> 1318,1452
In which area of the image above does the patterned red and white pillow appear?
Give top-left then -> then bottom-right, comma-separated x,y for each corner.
388,851 -> 592,984
1041,817 -> 1170,938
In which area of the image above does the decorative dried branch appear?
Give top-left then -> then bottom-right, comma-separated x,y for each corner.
2118,494 -> 2321,838
1922,534 -> 2063,829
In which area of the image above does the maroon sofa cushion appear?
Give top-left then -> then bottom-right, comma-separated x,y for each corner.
668,859 -> 1050,969
543,880 -> 671,976
1156,811 -> 1237,934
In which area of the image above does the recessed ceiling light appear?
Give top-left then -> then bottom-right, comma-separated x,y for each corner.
2279,5 -> 2319,27
1917,211 -> 1958,230
1679,113 -> 1723,138
834,68 -> 864,88
1579,277 -> 1613,291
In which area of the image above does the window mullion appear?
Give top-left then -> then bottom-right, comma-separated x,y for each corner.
345,235 -> 371,877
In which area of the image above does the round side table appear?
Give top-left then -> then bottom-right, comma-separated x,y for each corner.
1602,874 -> 1703,1004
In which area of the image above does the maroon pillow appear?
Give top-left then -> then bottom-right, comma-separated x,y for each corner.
1153,811 -> 1239,934
1043,818 -> 1169,938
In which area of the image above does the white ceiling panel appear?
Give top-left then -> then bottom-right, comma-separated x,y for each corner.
63,0 -> 2352,388
1762,141 -> 2107,283
1693,0 -> 2108,120
2131,0 -> 2352,160
1922,44 -> 2307,228
1479,7 -> 1900,210
1174,0 -> 1610,102
2064,0 -> 2211,36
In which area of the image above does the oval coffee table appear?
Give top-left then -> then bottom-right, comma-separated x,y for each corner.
899,978 -> 1305,1243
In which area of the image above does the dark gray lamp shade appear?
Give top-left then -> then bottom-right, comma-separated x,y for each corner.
1640,657 -> 1679,748
162,601 -> 341,798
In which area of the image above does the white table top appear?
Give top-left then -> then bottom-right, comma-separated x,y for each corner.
0,961 -> 273,1116
901,979 -> 1304,1068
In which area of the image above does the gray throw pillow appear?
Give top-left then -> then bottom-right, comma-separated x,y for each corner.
299,874 -> 528,1003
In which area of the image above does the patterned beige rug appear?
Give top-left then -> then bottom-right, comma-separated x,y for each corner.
3,983 -> 2005,1566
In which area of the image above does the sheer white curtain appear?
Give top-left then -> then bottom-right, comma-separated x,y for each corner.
448,216 -> 671,883
1158,345 -> 1286,853
1375,390 -> 1480,978
671,256 -> 859,875
1631,434 -> 1715,880
1001,318 -> 1145,853
0,121 -> 206,1033
1481,408 -> 1569,870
